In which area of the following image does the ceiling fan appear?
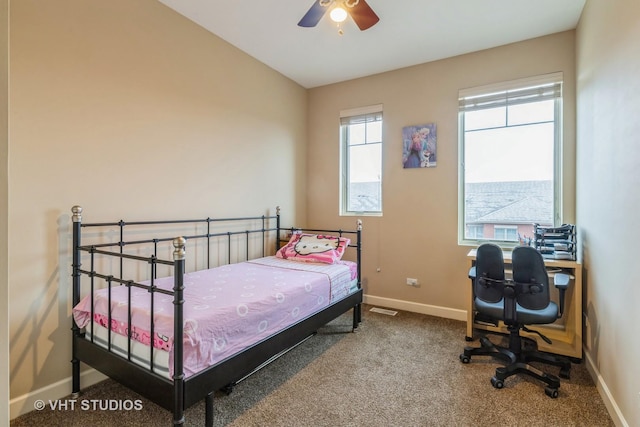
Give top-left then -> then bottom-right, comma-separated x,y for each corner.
298,0 -> 380,31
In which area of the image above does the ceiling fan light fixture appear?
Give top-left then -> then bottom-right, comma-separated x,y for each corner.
330,6 -> 348,23
298,0 -> 378,31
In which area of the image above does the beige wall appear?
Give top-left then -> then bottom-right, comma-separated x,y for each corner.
10,0 -> 638,424
576,1 -> 640,425
1,0 -> 9,424
307,32 -> 576,314
8,0 -> 307,409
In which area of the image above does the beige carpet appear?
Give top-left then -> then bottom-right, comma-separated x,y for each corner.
12,305 -> 613,426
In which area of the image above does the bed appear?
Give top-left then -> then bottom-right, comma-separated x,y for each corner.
70,206 -> 363,426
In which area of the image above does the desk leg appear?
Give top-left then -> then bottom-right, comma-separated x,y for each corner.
466,267 -> 475,341
466,308 -> 474,341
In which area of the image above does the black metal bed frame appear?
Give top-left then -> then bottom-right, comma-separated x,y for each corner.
70,206 -> 363,426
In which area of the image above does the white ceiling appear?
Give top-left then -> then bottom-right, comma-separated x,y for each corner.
157,0 -> 586,89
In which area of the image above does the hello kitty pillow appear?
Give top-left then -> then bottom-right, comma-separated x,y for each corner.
276,233 -> 350,264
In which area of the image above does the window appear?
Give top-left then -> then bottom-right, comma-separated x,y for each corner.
458,73 -> 562,245
340,105 -> 383,215
467,224 -> 484,239
494,225 -> 518,242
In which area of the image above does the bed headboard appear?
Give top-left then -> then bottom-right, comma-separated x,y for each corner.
72,206 -> 279,277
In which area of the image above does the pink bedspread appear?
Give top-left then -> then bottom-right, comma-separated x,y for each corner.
72,256 -> 357,378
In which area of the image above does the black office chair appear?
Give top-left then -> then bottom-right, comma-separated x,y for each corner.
459,243 -> 572,398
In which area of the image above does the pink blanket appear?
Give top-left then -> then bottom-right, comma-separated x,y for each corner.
73,256 -> 356,377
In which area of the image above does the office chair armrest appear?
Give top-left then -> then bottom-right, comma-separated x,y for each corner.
553,273 -> 571,318
553,273 -> 570,289
469,266 -> 476,279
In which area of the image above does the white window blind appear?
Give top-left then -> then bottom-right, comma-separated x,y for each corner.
459,72 -> 563,112
340,111 -> 383,126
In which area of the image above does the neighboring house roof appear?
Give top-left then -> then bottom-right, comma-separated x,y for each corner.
473,196 -> 553,224
466,180 -> 553,225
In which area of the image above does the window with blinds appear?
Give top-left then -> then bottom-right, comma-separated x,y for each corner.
458,73 -> 563,245
339,105 -> 383,215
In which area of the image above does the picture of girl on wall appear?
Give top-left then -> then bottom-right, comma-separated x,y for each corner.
402,123 -> 437,168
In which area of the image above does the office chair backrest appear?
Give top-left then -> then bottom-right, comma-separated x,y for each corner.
512,246 -> 550,310
475,243 -> 505,303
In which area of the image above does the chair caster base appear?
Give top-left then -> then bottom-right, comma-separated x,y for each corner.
490,376 -> 504,389
461,334 -> 569,397
545,386 -> 559,398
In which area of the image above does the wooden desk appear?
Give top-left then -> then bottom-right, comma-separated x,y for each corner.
466,249 -> 583,360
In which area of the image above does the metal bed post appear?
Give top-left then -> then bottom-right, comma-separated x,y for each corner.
172,237 -> 186,426
205,392 -> 214,427
206,218 -> 211,269
261,214 -> 266,257
355,219 -> 363,325
148,256 -> 157,370
118,220 -> 124,283
71,205 -> 83,397
245,230 -> 249,260
275,206 -> 281,254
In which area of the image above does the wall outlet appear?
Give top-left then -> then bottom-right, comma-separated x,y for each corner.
406,278 -> 419,286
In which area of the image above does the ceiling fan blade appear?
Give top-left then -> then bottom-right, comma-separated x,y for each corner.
298,0 -> 331,27
348,0 -> 379,31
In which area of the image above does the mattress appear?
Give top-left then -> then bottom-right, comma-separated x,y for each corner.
74,256 -> 358,378
84,319 -> 171,377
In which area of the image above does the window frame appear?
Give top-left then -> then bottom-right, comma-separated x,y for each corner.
457,73 -> 563,247
339,104 -> 383,216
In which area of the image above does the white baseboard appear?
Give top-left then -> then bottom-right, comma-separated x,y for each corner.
10,369 -> 107,420
584,350 -> 628,427
363,294 -> 467,322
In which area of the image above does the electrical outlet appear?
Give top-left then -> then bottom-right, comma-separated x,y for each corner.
406,278 -> 419,286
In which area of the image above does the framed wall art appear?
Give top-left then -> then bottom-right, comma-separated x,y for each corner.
402,123 -> 437,168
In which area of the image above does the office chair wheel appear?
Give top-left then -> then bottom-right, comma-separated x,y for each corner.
545,386 -> 559,398
559,367 -> 571,379
459,354 -> 471,364
490,376 -> 504,389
